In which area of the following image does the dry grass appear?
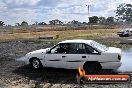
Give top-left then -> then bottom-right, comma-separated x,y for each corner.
1,28 -> 130,49
0,28 -> 120,41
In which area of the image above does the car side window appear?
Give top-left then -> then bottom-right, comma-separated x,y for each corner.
68,43 -> 87,54
49,43 -> 99,54
50,43 -> 70,54
50,45 -> 60,54
85,44 -> 99,54
126,30 -> 129,33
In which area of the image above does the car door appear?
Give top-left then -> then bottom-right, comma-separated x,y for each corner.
84,43 -> 102,62
65,43 -> 101,69
44,43 -> 69,68
65,43 -> 90,69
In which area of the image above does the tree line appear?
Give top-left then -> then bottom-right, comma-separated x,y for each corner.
0,3 -> 131,26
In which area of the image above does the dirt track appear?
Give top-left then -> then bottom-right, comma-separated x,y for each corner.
0,40 -> 132,88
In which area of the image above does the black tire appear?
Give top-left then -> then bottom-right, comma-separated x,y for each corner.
30,58 -> 43,69
77,76 -> 86,84
125,34 -> 129,37
119,35 -> 123,37
83,62 -> 101,74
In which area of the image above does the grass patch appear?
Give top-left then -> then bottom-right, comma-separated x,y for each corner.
0,28 -> 132,49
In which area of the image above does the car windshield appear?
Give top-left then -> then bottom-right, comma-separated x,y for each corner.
121,28 -> 131,32
91,41 -> 109,52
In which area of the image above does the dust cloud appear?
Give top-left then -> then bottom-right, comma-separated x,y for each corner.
118,48 -> 132,72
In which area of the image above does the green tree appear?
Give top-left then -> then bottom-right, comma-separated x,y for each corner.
49,19 -> 63,25
106,17 -> 115,24
15,23 -> 20,26
70,20 -> 79,24
89,16 -> 98,24
38,22 -> 47,25
34,21 -> 38,25
82,22 -> 87,25
49,21 -> 54,25
0,21 -> 5,26
98,17 -> 106,24
21,21 -> 28,26
116,3 -> 132,23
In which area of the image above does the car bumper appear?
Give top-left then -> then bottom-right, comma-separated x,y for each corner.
101,62 -> 122,69
17,56 -> 29,64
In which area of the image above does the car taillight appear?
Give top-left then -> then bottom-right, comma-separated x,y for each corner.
118,55 -> 121,61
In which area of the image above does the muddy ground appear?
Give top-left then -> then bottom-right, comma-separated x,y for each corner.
0,40 -> 132,88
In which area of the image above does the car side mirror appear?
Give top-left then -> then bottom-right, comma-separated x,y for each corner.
46,49 -> 51,54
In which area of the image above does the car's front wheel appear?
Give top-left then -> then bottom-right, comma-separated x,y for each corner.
30,58 -> 43,69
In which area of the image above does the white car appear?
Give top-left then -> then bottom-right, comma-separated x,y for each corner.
117,28 -> 132,37
24,39 -> 122,73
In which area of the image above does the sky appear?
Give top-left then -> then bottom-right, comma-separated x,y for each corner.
0,0 -> 132,25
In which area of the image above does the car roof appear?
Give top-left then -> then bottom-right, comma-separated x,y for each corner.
59,39 -> 94,45
122,28 -> 132,31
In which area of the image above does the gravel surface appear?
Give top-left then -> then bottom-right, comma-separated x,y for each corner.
0,40 -> 132,88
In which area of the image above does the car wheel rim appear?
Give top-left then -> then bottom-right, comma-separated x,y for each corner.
32,59 -> 39,68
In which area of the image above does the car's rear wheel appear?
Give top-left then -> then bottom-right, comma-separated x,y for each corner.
83,62 -> 101,74
119,35 -> 123,37
30,58 -> 43,69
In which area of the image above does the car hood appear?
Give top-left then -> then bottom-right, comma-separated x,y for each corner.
105,47 -> 121,54
27,48 -> 50,55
